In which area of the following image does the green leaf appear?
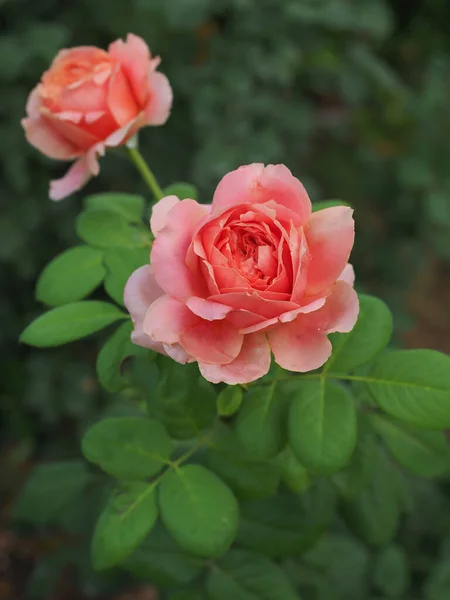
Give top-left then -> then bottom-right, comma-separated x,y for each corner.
206,429 -> 281,499
372,545 -> 409,597
13,461 -> 92,525
20,301 -> 127,347
274,445 -> 310,494
312,199 -> 350,211
36,246 -> 106,307
76,209 -> 141,248
168,591 -> 209,600
122,521 -> 204,588
343,448 -> 402,547
217,386 -> 243,417
289,380 -> 357,473
152,359 -> 216,439
159,465 -> 239,558
206,550 -> 301,600
82,417 -> 172,480
92,482 -> 158,570
366,349 -> 450,428
97,321 -> 144,392
163,182 -> 198,200
103,247 -> 150,306
325,295 -> 393,373
237,481 -> 336,558
236,382 -> 289,460
85,192 -> 145,222
333,416 -> 378,498
370,413 -> 450,477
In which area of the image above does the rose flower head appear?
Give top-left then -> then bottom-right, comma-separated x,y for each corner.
125,164 -> 359,385
22,34 -> 172,200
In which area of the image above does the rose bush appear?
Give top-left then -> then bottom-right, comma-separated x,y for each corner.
124,163 -> 359,384
21,33 -> 172,200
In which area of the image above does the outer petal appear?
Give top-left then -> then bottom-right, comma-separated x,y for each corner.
198,333 -> 271,384
151,199 -> 210,300
150,195 -> 180,237
338,263 -> 355,286
143,295 -> 198,345
268,322 -> 332,373
108,33 -> 152,106
107,64 -> 139,126
22,87 -> 81,159
103,111 -> 147,147
186,297 -> 233,321
304,206 -> 355,295
49,156 -> 91,201
310,280 -> 359,334
145,71 -> 173,125
123,265 -> 166,355
180,320 -> 243,365
212,163 -> 311,222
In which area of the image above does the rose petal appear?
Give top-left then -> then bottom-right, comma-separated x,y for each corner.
145,71 -> 173,125
107,64 -> 139,127
151,199 -> 210,300
208,291 -> 298,319
49,156 -> 91,201
108,33 -> 152,106
212,163 -> 311,222
186,297 -> 233,321
123,265 -> 166,355
150,195 -> 180,237
338,263 -> 355,286
304,206 -> 355,295
163,342 -> 194,364
198,333 -> 271,384
180,319 -> 243,365
308,280 -> 359,334
143,295 -> 198,345
268,322 -> 332,372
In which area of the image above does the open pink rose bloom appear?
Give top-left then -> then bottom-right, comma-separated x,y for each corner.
124,164 -> 359,384
21,34 -> 172,201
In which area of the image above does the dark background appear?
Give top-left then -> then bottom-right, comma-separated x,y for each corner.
2,0 -> 450,598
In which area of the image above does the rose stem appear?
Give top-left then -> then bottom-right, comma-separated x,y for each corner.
126,146 -> 164,202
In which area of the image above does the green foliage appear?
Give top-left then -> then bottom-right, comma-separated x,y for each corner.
366,349 -> 450,428
159,464 -> 239,558
92,481 -> 159,570
371,545 -> 410,597
217,386 -> 243,417
82,417 -> 172,479
325,295 -> 393,374
206,549 -> 301,600
36,245 -> 106,307
76,209 -> 144,249
103,246 -> 150,306
371,413 -> 450,477
13,461 -> 93,525
20,301 -> 128,346
123,521 -> 204,588
289,381 -> 357,474
84,192 -> 145,222
163,182 -> 199,200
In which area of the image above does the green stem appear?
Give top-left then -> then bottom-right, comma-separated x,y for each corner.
126,146 -> 164,201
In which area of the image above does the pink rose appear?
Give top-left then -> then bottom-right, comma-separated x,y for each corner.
21,34 -> 172,201
124,164 -> 359,385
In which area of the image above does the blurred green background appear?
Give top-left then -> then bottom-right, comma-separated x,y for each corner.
2,0 -> 450,598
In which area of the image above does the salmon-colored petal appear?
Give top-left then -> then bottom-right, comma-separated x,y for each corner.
209,291 -> 298,319
108,33 -> 152,106
143,295 -> 198,345
42,109 -> 99,150
145,71 -> 173,125
198,333 -> 271,384
269,322 -> 332,372
151,199 -> 210,300
212,163 -> 311,222
150,195 -> 180,237
307,280 -> 359,334
180,320 -> 243,365
122,265 -> 166,355
22,114 -> 80,160
49,156 -> 91,201
107,65 -> 139,126
304,206 -> 355,295
163,343 -> 194,364
103,112 -> 147,147
338,263 -> 355,286
186,297 -> 233,321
